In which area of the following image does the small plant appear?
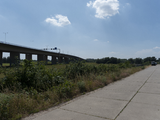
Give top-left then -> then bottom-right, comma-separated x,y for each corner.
0,60 -> 63,92
52,76 -> 65,86
0,66 -> 2,74
53,81 -> 75,98
96,76 -> 107,85
77,81 -> 86,93
0,94 -> 14,120
141,66 -> 145,69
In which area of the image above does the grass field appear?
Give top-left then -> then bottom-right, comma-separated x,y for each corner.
0,61 -> 148,120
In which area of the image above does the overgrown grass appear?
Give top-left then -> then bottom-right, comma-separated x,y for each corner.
0,60 -> 148,120
2,63 -> 10,67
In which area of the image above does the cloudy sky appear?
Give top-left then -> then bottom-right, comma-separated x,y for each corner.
1,0 -> 160,59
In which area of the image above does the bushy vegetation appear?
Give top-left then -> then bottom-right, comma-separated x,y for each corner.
0,60 -> 147,120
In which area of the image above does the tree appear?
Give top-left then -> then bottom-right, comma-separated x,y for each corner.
151,56 -> 156,61
135,58 -> 142,64
104,57 -> 110,64
110,57 -> 117,64
2,57 -> 7,63
128,58 -> 134,64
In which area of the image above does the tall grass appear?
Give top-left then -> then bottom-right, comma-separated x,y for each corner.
0,60 -> 147,120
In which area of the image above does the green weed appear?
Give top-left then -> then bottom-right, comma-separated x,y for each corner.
77,81 -> 86,93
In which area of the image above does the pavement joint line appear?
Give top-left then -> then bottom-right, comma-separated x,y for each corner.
138,91 -> 160,95
59,108 -> 113,120
104,88 -> 139,92
146,82 -> 160,84
88,95 -> 129,102
114,66 -> 157,120
131,101 -> 160,107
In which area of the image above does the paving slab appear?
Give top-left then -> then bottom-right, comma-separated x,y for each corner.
116,102 -> 160,120
147,70 -> 160,83
60,96 -> 128,120
147,77 -> 160,83
131,92 -> 160,106
104,81 -> 142,92
132,69 -> 153,77
117,75 -> 148,83
32,109 -> 108,120
88,88 -> 136,101
139,83 -> 160,94
110,80 -> 144,86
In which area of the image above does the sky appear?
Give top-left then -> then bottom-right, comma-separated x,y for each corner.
1,0 -> 160,59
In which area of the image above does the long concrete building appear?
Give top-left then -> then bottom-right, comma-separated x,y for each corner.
0,42 -> 84,66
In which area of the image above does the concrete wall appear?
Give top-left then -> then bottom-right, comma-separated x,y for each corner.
38,54 -> 42,61
44,55 -> 47,64
58,56 -> 63,63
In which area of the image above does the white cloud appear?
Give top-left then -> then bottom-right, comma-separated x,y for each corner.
45,15 -> 71,27
136,49 -> 153,55
109,51 -> 117,54
94,39 -> 99,41
87,1 -> 93,7
153,46 -> 160,49
87,0 -> 119,19
126,3 -> 130,6
135,48 -> 160,58
93,39 -> 109,43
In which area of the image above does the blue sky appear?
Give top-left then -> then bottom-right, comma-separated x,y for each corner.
1,0 -> 160,59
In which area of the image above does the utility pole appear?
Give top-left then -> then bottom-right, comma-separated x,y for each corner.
3,32 -> 8,43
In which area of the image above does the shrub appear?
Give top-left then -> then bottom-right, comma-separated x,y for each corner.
64,62 -> 88,79
77,81 -> 86,93
53,81 -> 75,98
0,94 -> 14,120
96,76 -> 107,85
0,60 -> 64,92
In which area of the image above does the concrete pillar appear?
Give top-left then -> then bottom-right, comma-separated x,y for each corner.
44,55 -> 47,64
0,51 -> 2,66
58,56 -> 63,63
64,57 -> 69,64
68,58 -> 70,63
26,53 -> 32,60
52,56 -> 57,64
38,54 -> 47,64
10,52 -> 20,66
38,54 -> 43,61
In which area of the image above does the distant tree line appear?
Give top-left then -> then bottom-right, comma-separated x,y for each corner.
86,56 -> 159,65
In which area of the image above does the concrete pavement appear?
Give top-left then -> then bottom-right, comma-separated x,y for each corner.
23,65 -> 160,120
